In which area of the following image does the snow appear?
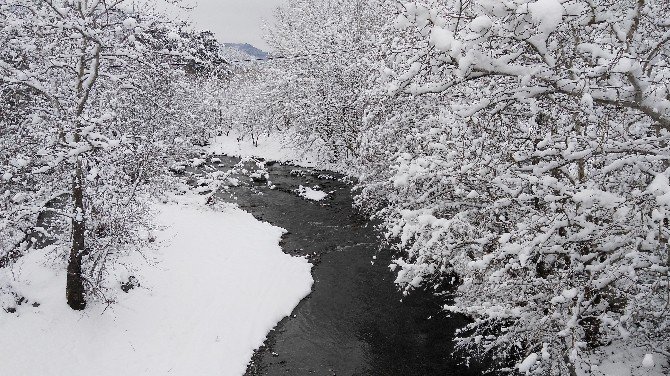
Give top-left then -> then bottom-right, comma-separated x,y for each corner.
122,17 -> 137,29
0,201 -> 313,376
191,157 -> 206,167
647,172 -> 670,195
167,31 -> 181,41
579,344 -> 668,376
297,185 -> 328,201
9,156 -> 29,168
466,190 -> 479,199
208,132 -> 319,168
393,14 -> 411,29
562,287 -> 578,299
646,173 -> 670,205
429,26 -> 454,52
527,0 -> 564,34
469,15 -> 492,33
518,352 -> 538,373
581,92 -> 594,108
572,189 -> 625,208
642,353 -> 654,368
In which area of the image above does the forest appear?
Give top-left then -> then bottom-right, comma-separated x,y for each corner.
1,1 -> 669,375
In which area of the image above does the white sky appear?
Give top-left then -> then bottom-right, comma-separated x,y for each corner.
156,0 -> 284,51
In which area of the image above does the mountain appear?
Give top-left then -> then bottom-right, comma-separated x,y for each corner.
222,43 -> 269,61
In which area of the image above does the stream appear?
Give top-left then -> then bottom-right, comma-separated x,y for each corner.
196,155 -> 482,376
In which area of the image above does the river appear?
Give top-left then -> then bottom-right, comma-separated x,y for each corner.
200,156 -> 482,376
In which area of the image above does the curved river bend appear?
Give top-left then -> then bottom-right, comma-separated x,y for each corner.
198,156 -> 481,376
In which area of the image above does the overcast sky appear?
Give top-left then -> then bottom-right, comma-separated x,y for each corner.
159,0 -> 284,51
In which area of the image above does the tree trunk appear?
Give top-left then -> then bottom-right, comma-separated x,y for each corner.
66,160 -> 86,310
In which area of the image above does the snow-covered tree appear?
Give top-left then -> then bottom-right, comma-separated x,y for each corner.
0,1 -> 229,310
257,0 -> 389,165
357,0 -> 670,374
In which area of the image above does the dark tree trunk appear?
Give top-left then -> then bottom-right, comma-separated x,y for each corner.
66,161 -> 86,310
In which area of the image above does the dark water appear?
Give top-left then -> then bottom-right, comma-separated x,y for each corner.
198,156 -> 481,376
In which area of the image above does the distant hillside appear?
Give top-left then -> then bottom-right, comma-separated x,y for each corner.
222,43 -> 268,61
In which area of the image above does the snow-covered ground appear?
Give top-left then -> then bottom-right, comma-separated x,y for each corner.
0,200 -> 313,376
578,343 -> 668,376
209,132 -> 320,168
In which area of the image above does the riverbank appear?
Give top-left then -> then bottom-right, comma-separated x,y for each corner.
0,195 -> 312,376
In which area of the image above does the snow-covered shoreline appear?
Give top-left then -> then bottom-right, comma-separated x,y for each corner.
208,133 -> 319,168
207,132 -> 356,175
0,200 -> 313,376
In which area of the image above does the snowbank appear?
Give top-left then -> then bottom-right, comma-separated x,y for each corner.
208,132 -> 356,175
209,132 -> 319,168
0,202 -> 313,376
